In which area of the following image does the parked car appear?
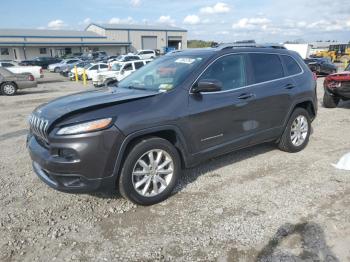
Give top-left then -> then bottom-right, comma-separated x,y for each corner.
0,67 -> 37,95
19,57 -> 62,69
0,61 -> 43,79
108,54 -> 142,64
60,61 -> 92,77
68,63 -> 109,80
27,47 -> 317,205
304,58 -> 337,75
48,59 -> 82,73
323,63 -> 350,108
81,51 -> 108,62
136,49 -> 157,59
92,59 -> 152,87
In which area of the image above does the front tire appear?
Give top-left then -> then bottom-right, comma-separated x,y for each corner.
54,67 -> 60,73
1,82 -> 17,96
323,92 -> 339,108
118,137 -> 181,205
278,108 -> 311,153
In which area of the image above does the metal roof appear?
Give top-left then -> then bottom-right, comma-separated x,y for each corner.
0,28 -> 106,38
88,23 -> 187,32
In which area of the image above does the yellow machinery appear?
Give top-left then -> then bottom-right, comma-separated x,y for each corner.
314,50 -> 336,62
329,44 -> 350,63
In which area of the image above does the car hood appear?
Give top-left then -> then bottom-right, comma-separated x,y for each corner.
33,87 -> 160,123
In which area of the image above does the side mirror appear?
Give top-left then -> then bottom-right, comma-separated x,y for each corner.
120,69 -> 125,75
192,79 -> 222,93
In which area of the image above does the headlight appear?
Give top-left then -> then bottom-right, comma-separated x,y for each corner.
56,118 -> 113,135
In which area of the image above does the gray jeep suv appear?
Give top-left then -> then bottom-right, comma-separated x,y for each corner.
27,46 -> 317,205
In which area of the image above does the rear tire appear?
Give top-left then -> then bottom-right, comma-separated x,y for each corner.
1,82 -> 17,96
278,108 -> 311,153
118,137 -> 181,205
323,92 -> 339,108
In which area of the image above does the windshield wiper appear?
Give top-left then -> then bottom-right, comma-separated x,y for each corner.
124,85 -> 148,91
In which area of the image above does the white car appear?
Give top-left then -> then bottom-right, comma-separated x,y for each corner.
107,54 -> 142,64
136,50 -> 156,59
69,63 -> 109,80
0,61 -> 43,80
92,59 -> 152,87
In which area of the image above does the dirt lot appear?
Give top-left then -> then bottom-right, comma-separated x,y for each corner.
0,72 -> 349,262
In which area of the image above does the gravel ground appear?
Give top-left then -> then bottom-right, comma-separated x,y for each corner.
0,72 -> 349,262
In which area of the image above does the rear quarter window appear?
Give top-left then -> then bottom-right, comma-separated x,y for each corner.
250,53 -> 284,83
281,55 -> 302,76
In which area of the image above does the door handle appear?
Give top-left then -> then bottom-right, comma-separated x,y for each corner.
238,93 -> 255,100
285,83 -> 295,89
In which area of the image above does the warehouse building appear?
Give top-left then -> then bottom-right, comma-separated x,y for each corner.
0,24 -> 187,61
86,23 -> 187,52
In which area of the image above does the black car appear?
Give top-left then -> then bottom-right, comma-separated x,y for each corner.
304,58 -> 337,75
27,46 -> 317,205
20,57 -> 62,69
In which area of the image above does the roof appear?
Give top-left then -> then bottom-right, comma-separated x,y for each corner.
0,28 -> 106,38
87,23 -> 187,32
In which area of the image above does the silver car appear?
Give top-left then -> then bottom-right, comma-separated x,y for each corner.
0,67 -> 37,96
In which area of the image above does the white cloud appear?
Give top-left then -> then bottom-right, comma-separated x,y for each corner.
83,18 -> 91,24
200,2 -> 230,14
131,0 -> 140,7
157,15 -> 176,26
109,17 -> 135,24
79,17 -> 91,26
183,15 -> 200,25
232,17 -> 271,30
47,19 -> 66,30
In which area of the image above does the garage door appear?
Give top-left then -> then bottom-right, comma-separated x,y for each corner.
142,36 -> 157,50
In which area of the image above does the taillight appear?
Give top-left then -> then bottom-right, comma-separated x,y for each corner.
40,68 -> 43,74
312,72 -> 317,81
28,75 -> 35,81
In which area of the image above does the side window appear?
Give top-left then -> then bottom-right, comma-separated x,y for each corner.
250,53 -> 284,83
281,55 -> 302,76
3,63 -> 15,67
198,54 -> 246,91
1,48 -> 9,55
90,65 -> 98,70
134,62 -> 144,69
100,64 -> 108,69
123,63 -> 133,71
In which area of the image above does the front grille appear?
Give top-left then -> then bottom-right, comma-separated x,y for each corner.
29,114 -> 49,142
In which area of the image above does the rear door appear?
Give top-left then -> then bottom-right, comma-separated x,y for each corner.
247,53 -> 296,144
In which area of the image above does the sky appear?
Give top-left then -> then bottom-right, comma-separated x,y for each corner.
1,0 -> 350,43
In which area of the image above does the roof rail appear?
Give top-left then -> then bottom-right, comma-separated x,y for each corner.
215,43 -> 286,51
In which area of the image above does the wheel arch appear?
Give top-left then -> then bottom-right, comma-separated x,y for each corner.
112,125 -> 191,182
284,99 -> 316,127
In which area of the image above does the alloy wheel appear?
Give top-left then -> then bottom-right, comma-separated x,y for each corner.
3,84 -> 16,95
132,149 -> 174,197
290,115 -> 309,147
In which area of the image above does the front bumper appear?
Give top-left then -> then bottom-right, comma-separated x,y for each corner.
27,126 -> 125,193
325,84 -> 350,100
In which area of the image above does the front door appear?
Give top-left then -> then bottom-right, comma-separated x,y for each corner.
187,53 -> 253,154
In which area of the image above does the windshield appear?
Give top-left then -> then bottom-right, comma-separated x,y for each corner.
111,63 -> 122,71
84,63 -> 93,69
117,54 -> 209,92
